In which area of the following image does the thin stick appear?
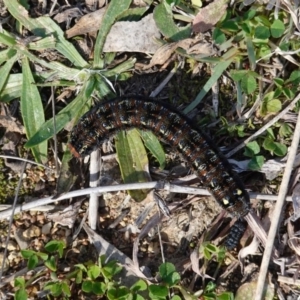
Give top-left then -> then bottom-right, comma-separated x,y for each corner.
255,105 -> 300,299
0,182 -> 295,219
89,150 -> 101,230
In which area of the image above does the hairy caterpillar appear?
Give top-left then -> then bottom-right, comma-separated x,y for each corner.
69,96 -> 250,221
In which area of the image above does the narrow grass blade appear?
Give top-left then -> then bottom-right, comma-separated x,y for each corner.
24,76 -> 96,148
93,0 -> 131,68
115,129 -> 150,201
0,72 -> 63,103
0,51 -> 18,94
246,36 -> 256,70
139,130 -> 166,169
21,57 -> 47,163
183,48 -> 238,114
153,1 -> 191,41
3,0 -> 88,68
0,74 -> 23,102
0,48 -> 17,65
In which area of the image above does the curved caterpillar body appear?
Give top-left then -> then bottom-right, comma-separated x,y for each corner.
69,96 -> 250,218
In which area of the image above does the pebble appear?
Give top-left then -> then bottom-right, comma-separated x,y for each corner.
23,225 -> 41,238
42,222 -> 52,235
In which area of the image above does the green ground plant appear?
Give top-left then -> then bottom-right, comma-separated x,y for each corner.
14,240 -> 233,300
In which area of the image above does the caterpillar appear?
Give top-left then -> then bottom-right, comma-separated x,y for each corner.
69,96 -> 251,219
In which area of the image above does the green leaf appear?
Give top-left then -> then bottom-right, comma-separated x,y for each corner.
88,265 -> 101,280
75,263 -> 88,273
28,36 -> 56,51
230,70 -> 248,81
246,36 -> 256,70
131,279 -> 148,292
118,6 -> 151,21
61,281 -> 71,297
273,142 -> 287,156
263,138 -> 275,151
107,286 -> 130,299
241,75 -> 257,94
153,1 -> 191,41
102,260 -> 122,279
267,127 -> 276,139
217,292 -> 234,300
21,57 -> 47,163
0,32 -> 17,47
248,156 -> 264,171
244,141 -> 260,157
27,254 -> 39,270
273,78 -> 284,87
265,99 -> 281,113
148,285 -> 168,298
0,50 -> 18,95
263,91 -> 275,102
205,243 -> 218,253
44,256 -> 57,272
92,282 -> 106,295
14,277 -> 26,288
221,20 -> 239,31
44,282 -> 62,297
93,0 -> 132,68
159,262 -> 176,277
139,130 -> 166,169
36,252 -> 48,261
288,70 -> 300,85
115,129 -> 150,201
254,26 -> 270,39
101,57 -> 136,79
240,21 -> 251,34
205,281 -> 216,293
3,0 -> 88,68
279,123 -> 293,138
282,88 -> 294,99
273,88 -> 282,98
82,280 -> 93,293
270,19 -> 285,38
159,262 -> 180,286
15,289 -> 28,300
45,240 -> 65,257
184,49 -> 236,113
243,9 -> 256,20
213,28 -> 226,44
254,15 -> 271,27
21,249 -> 35,259
257,44 -> 271,60
203,247 -> 212,260
75,269 -> 83,284
24,76 -> 95,148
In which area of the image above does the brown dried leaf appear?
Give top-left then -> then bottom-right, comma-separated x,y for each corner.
192,0 -> 227,33
65,8 -> 106,38
137,39 -> 197,70
53,8 -> 83,24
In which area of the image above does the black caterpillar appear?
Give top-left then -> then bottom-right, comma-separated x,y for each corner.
69,96 -> 251,245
